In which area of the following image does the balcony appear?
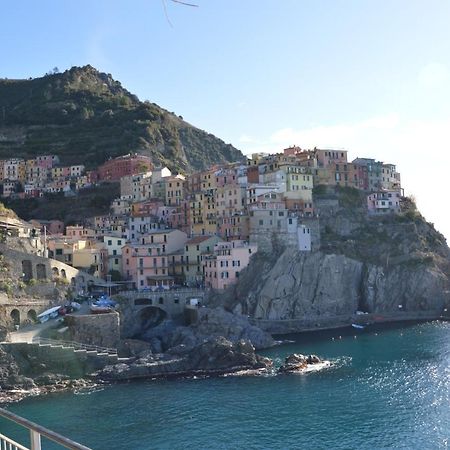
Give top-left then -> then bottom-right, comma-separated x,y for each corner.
0,407 -> 91,449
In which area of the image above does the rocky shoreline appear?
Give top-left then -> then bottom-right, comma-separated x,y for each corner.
2,312 -> 447,405
0,378 -> 97,405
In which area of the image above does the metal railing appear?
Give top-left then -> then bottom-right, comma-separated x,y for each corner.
31,337 -> 117,355
0,407 -> 91,450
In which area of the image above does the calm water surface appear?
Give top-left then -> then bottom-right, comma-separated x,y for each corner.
1,321 -> 449,449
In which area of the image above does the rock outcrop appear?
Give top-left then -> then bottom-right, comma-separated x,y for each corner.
278,353 -> 323,373
0,345 -> 34,391
217,188 -> 450,331
96,337 -> 273,381
120,306 -> 275,356
165,307 -> 275,352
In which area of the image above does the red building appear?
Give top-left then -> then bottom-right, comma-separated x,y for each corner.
98,154 -> 153,181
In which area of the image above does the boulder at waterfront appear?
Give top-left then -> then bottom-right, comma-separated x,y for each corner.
278,353 -> 327,374
96,336 -> 273,381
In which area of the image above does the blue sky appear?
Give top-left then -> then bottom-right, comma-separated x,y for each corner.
2,0 -> 450,238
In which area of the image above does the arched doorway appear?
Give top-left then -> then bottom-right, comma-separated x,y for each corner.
36,263 -> 46,280
61,269 -> 67,279
10,309 -> 20,326
52,267 -> 59,279
27,309 -> 37,322
22,260 -> 32,281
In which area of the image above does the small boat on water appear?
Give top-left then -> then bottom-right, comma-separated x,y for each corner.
351,323 -> 366,330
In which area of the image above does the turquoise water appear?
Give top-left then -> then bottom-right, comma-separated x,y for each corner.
1,321 -> 449,449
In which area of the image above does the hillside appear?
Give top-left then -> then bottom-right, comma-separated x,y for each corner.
0,65 -> 242,172
3,183 -> 120,224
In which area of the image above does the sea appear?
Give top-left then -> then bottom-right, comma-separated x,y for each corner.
1,321 -> 449,450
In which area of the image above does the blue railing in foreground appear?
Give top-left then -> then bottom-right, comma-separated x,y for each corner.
0,407 -> 91,450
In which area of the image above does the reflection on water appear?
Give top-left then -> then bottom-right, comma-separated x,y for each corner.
2,321 -> 449,450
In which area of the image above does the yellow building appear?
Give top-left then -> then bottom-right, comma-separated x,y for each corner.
164,175 -> 185,206
282,165 -> 314,203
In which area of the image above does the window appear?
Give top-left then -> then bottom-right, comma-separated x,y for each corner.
107,240 -> 112,246
114,258 -> 119,265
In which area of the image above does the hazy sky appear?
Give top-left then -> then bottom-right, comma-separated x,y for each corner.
2,0 -> 450,239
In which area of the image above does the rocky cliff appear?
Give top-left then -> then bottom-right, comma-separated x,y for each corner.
219,187 -> 450,331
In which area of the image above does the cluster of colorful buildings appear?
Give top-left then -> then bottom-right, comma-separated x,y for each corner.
0,153 -> 153,198
23,146 -> 402,291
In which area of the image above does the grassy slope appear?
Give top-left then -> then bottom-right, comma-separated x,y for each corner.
0,65 -> 242,172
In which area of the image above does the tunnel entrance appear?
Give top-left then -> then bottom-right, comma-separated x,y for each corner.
133,306 -> 168,340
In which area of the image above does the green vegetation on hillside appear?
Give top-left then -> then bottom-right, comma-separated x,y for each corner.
0,65 -> 242,172
3,183 -> 119,224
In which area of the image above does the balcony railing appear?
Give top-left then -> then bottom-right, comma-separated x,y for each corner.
0,407 -> 91,450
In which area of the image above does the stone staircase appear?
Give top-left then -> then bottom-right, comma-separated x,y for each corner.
1,340 -> 128,379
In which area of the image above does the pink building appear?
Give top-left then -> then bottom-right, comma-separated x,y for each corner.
203,240 -> 257,290
98,154 -> 153,182
122,229 -> 187,289
315,149 -> 348,168
36,155 -> 59,169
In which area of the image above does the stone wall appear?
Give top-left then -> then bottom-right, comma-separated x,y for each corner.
0,243 -> 102,293
250,218 -> 321,254
0,294 -> 52,330
64,312 -> 121,348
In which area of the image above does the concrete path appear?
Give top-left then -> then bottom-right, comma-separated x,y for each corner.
8,318 -> 60,343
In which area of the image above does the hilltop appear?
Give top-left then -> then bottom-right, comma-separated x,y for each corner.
0,66 -> 242,172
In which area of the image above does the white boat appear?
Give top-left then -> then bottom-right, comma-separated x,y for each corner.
351,323 -> 366,330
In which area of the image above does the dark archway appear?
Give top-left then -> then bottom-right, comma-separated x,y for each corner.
22,260 -> 32,281
27,309 -> 37,322
138,306 -> 167,331
36,263 -> 46,280
52,267 -> 59,279
60,268 -> 67,279
10,309 -> 20,325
